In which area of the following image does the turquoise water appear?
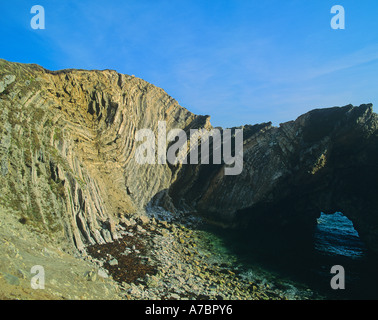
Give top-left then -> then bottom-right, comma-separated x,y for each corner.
200,212 -> 378,300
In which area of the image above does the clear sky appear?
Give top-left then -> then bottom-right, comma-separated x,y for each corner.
1,0 -> 378,128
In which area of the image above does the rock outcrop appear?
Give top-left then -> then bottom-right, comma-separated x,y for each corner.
172,104 -> 378,254
0,59 -> 206,251
1,59 -> 377,255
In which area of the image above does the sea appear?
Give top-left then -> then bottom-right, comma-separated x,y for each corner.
199,212 -> 378,300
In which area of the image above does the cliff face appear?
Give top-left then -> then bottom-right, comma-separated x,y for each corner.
173,104 -> 378,253
1,59 -> 377,254
0,59 -> 208,251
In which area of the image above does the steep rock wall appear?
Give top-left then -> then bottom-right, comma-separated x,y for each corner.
171,104 -> 378,253
0,60 -> 205,251
1,59 -> 378,254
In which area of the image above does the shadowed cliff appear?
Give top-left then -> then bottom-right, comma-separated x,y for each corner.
172,104 -> 378,254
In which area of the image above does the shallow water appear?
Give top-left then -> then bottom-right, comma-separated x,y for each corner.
199,212 -> 378,300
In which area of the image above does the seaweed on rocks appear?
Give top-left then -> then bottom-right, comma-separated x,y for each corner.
86,224 -> 157,285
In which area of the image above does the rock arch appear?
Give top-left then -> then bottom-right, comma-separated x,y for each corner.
170,104 -> 378,254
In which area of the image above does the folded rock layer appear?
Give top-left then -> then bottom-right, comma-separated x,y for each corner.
1,59 -> 377,254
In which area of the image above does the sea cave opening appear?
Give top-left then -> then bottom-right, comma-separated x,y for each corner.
201,210 -> 378,298
313,212 -> 367,259
309,212 -> 378,299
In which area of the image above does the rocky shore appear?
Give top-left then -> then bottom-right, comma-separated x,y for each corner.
84,210 -> 322,300
0,203 -> 323,300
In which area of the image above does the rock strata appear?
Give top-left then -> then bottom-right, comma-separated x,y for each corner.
169,104 -> 378,253
0,59 -> 206,252
1,59 -> 377,254
1,59 -> 378,299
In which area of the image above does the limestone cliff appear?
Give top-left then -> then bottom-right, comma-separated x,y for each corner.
1,59 -> 377,255
0,59 -> 208,252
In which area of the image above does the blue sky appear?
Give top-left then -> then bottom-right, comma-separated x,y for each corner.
1,0 -> 378,128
